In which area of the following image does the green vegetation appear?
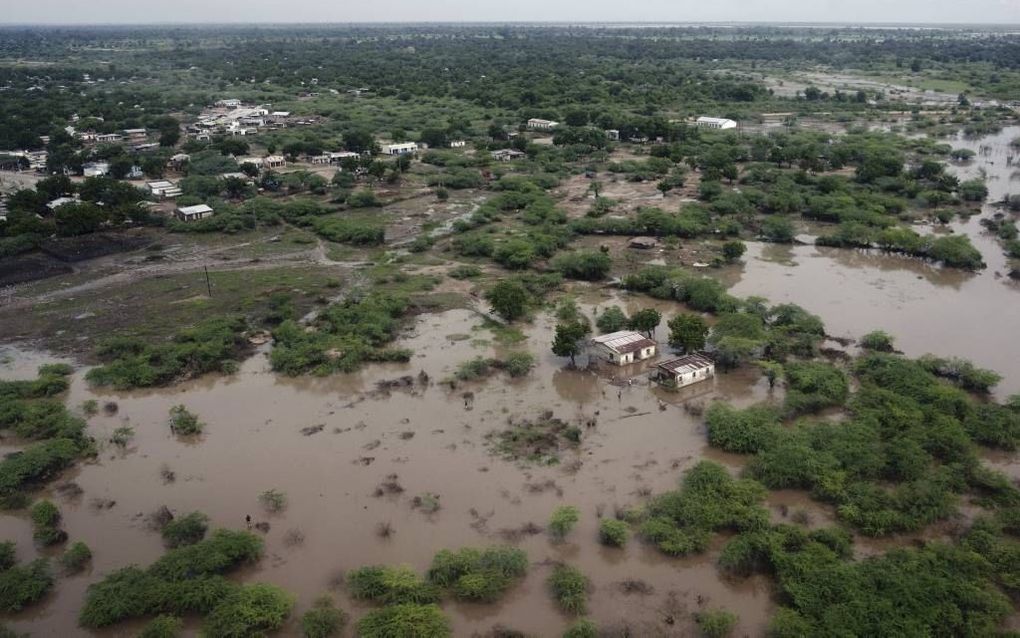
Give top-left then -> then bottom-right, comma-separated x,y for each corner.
86,317 -> 248,389
201,583 -> 294,638
300,595 -> 347,638
563,619 -> 598,638
161,512 -> 210,548
549,506 -> 581,541
548,564 -> 589,615
357,603 -> 450,638
139,615 -> 183,638
271,292 -> 412,375
452,352 -> 535,381
668,313 -> 709,354
79,529 -> 263,628
598,518 -> 629,547
859,330 -> 895,352
258,489 -> 288,513
347,566 -> 440,605
0,552 -> 52,612
640,461 -> 767,556
486,281 -> 530,322
29,500 -> 65,546
426,546 -> 528,602
552,322 -> 589,366
782,361 -> 849,416
696,609 -> 738,638
168,405 -> 204,436
595,306 -> 628,334
487,413 -> 582,465
59,542 -> 93,574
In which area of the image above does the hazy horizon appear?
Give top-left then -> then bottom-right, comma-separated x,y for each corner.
2,0 -> 1019,27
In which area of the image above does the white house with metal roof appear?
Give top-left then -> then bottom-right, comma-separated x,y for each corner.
655,353 -> 715,388
694,116 -> 737,130
591,330 -> 658,366
175,204 -> 214,222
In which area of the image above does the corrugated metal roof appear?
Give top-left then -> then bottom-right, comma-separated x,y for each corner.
591,331 -> 657,353
658,354 -> 714,375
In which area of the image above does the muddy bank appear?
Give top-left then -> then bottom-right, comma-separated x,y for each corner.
0,309 -> 777,637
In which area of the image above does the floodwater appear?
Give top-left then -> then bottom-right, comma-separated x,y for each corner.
723,126 -> 1020,398
0,305 -> 778,637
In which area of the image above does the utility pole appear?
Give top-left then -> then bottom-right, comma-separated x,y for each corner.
204,266 -> 213,297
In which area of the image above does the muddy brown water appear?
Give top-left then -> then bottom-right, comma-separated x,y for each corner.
4,128 -> 1020,636
723,126 -> 1020,398
0,305 -> 778,637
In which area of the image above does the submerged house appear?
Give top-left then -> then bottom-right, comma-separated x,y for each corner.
655,353 -> 715,388
591,331 -> 658,366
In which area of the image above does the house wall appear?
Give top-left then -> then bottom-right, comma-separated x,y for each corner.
671,364 -> 716,388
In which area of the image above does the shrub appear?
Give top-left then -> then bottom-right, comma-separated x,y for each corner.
426,546 -> 527,602
705,404 -> 781,454
783,362 -> 849,416
551,251 -> 612,281
563,619 -> 598,638
0,558 -> 52,612
60,541 -> 92,573
549,506 -> 580,541
486,280 -> 530,322
161,512 -> 210,548
696,609 -> 738,638
347,566 -> 440,605
169,406 -> 203,436
598,519 -> 629,547
596,306 -> 628,334
30,500 -> 66,546
202,583 -> 294,638
0,543 -> 13,571
357,603 -> 451,638
500,352 -> 535,378
448,265 -> 481,279
859,330 -> 894,352
259,489 -> 287,513
0,438 -> 83,504
548,564 -> 588,614
454,358 -> 492,381
301,595 -> 346,638
139,615 -> 183,638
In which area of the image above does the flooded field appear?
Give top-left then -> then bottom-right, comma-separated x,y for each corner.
724,126 -> 1020,397
0,303 -> 780,637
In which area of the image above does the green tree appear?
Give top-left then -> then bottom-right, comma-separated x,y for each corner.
595,306 -> 627,334
486,281 -> 529,322
721,240 -> 746,263
668,314 -> 708,354
552,323 -> 588,366
628,308 -> 662,339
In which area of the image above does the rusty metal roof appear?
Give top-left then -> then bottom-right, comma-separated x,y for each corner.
657,353 -> 714,375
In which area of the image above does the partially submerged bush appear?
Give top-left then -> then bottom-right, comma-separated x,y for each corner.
161,512 -> 209,548
696,609 -> 738,638
347,566 -> 440,605
30,500 -> 66,546
598,519 -> 629,547
563,619 -> 598,638
549,506 -> 580,542
86,317 -> 247,389
859,330 -> 895,352
60,541 -> 92,573
426,546 -> 528,602
548,564 -> 588,615
357,603 -> 451,638
202,582 -> 294,638
139,615 -> 183,638
301,595 -> 347,638
259,489 -> 288,513
0,556 -> 52,612
168,406 -> 203,436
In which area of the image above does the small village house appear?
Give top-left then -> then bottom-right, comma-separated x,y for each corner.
655,354 -> 715,388
491,149 -> 526,162
46,197 -> 78,211
148,180 -> 182,199
694,116 -> 738,130
449,140 -> 467,148
606,129 -> 621,141
381,142 -> 418,156
175,204 -> 214,222
264,155 -> 286,169
527,118 -> 559,131
82,161 -> 110,177
591,330 -> 658,366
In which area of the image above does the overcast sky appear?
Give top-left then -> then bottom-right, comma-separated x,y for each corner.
2,0 -> 1019,25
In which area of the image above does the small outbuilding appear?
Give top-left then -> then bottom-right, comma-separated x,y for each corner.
591,330 -> 658,366
694,117 -> 737,130
655,353 -> 715,388
175,204 -> 214,222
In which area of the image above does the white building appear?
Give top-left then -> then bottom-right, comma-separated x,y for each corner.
216,99 -> 242,109
527,118 -> 559,131
655,353 -> 715,388
83,161 -> 110,177
449,140 -> 466,148
381,142 -> 418,156
606,129 -> 620,141
94,133 -> 123,143
329,151 -> 360,164
694,117 -> 737,130
308,155 -> 331,165
175,204 -> 214,222
148,180 -> 182,199
591,331 -> 658,366
264,155 -> 286,169
46,197 -> 78,211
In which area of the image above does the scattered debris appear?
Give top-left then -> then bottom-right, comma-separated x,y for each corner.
300,424 -> 325,436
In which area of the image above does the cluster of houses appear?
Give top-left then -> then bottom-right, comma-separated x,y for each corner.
189,101 -> 297,139
590,330 -> 716,389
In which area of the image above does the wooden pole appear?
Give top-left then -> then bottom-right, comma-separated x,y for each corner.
204,266 -> 213,297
